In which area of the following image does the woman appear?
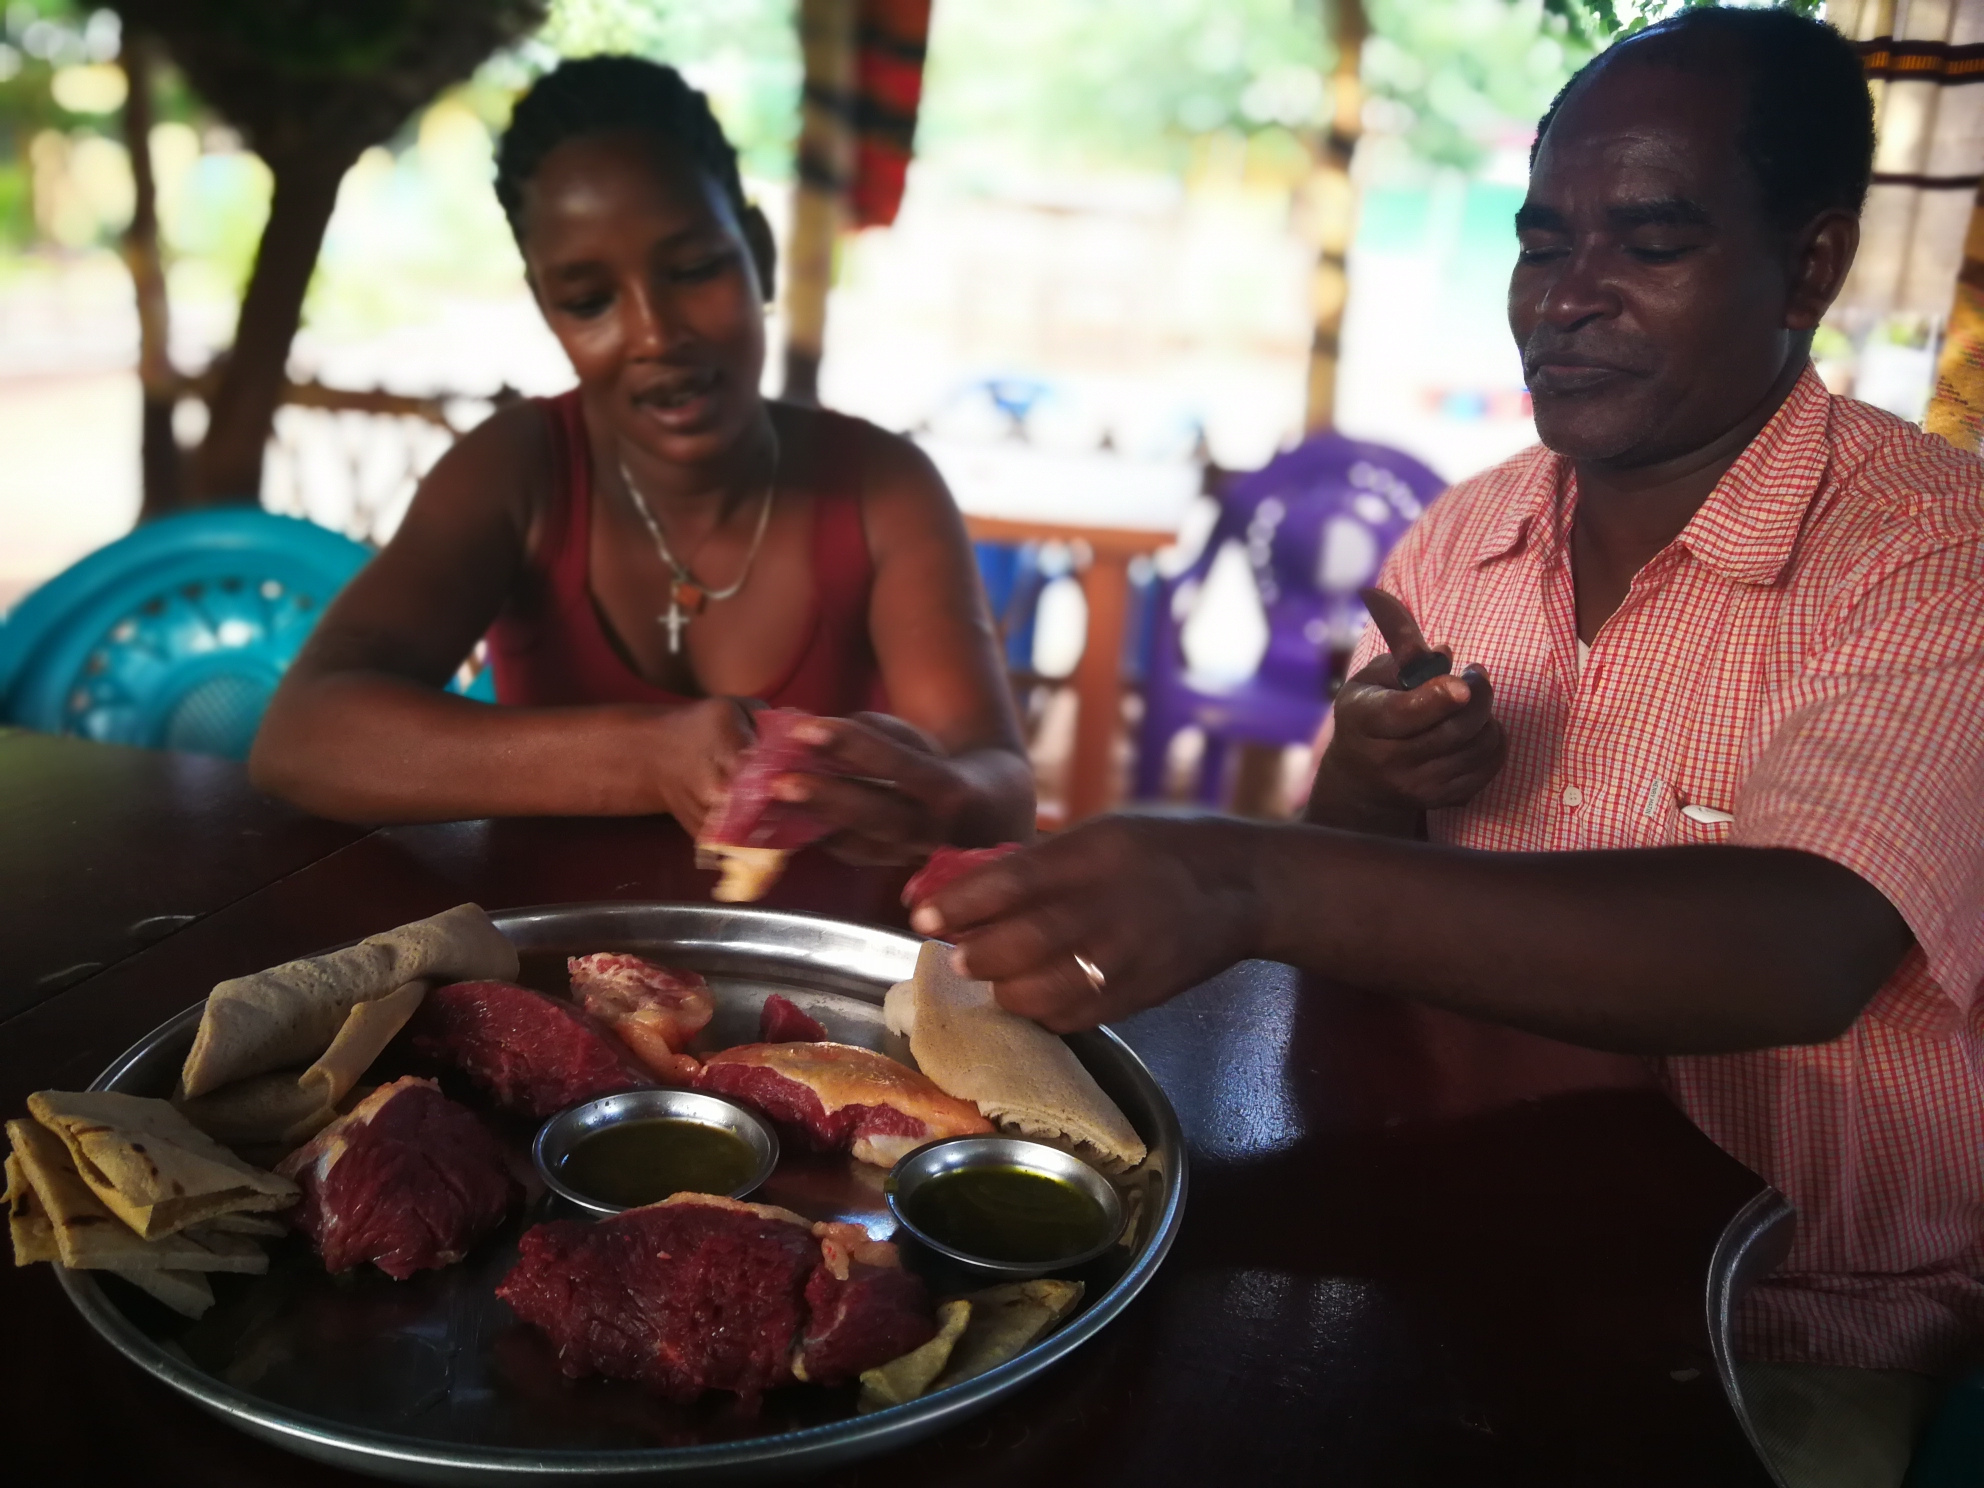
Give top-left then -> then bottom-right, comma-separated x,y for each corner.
252,56 -> 1032,863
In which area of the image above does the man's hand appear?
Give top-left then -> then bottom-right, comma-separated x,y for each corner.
911,816 -> 1262,1032
1308,588 -> 1506,834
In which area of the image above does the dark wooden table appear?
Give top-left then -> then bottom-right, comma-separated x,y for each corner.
0,735 -> 1775,1486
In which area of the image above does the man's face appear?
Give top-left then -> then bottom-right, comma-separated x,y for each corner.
1509,55 -> 1799,466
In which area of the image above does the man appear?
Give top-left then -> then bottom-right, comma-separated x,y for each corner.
915,10 -> 1983,1487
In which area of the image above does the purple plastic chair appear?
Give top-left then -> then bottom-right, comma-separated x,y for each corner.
1134,432 -> 1445,804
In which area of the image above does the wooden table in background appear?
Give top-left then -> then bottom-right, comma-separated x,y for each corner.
0,736 -> 1775,1486
965,515 -> 1174,823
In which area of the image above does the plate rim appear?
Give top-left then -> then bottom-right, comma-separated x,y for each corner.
56,900 -> 1189,1478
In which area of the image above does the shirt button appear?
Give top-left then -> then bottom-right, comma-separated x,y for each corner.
1562,785 -> 1584,808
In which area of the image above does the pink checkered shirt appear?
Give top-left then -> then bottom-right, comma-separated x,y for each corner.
1341,365 -> 1984,1374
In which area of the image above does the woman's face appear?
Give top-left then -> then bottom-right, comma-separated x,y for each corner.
519,129 -> 767,470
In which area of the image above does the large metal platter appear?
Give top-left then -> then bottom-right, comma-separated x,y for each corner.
57,903 -> 1188,1485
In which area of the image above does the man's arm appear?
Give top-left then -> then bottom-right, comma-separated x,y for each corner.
919,816 -> 1914,1053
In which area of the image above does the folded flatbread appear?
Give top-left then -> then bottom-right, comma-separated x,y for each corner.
9,1156 -> 214,1315
177,979 -> 429,1145
884,941 -> 1146,1173
120,1267 -> 216,1318
858,1298 -> 972,1412
6,1151 -> 56,1265
180,903 -> 516,1098
933,1279 -> 1084,1389
26,1091 -> 297,1239
5,1119 -> 267,1275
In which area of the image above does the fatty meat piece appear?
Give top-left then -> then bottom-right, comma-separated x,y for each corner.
407,980 -> 655,1119
758,993 -> 827,1043
568,953 -> 713,1082
276,1077 -> 516,1280
698,1041 -> 993,1167
900,843 -> 1024,908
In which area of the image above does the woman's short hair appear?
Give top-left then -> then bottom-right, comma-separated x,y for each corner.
496,55 -> 773,292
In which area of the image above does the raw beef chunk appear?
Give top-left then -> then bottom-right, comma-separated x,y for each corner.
497,1195 -> 819,1405
901,843 -> 1024,907
758,993 -> 827,1043
496,1196 -> 935,1405
409,980 -> 654,1118
697,1042 -> 992,1168
796,1222 -> 937,1386
276,1077 -> 516,1279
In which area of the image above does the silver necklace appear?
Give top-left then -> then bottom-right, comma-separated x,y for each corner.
618,429 -> 780,654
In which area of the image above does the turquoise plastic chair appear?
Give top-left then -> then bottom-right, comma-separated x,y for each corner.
0,509 -> 491,761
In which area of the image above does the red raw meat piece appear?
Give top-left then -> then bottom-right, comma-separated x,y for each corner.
409,979 -> 655,1118
901,842 -> 1024,907
698,709 -> 853,853
797,1222 -> 937,1385
698,1042 -> 991,1167
276,1077 -> 516,1280
568,952 -> 713,1082
759,993 -> 827,1043
496,1196 -> 934,1405
497,1196 -> 806,1405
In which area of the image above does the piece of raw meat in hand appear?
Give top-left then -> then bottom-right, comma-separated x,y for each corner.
277,1077 -> 517,1279
696,709 -> 861,902
568,953 -> 713,1082
497,1194 -> 934,1406
759,993 -> 827,1043
901,843 -> 1024,908
408,980 -> 654,1119
698,1041 -> 992,1167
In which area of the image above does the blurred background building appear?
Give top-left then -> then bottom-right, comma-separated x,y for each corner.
0,0 -> 1967,817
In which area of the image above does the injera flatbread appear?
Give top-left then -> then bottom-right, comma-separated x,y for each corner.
5,1120 -> 267,1274
28,1091 -> 297,1239
884,941 -> 1145,1172
176,979 -> 429,1146
181,903 -> 516,1097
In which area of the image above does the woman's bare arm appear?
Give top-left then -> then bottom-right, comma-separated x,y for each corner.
250,403 -> 747,826
768,429 -> 1035,855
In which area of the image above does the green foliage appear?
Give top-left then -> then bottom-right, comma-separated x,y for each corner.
526,0 -> 800,180
1363,0 -> 1594,170
1539,0 -> 1824,47
916,0 -> 1333,179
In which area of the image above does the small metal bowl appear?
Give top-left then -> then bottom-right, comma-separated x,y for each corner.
885,1135 -> 1125,1276
532,1089 -> 779,1216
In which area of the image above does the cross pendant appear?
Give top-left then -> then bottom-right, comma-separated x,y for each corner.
660,600 -> 690,654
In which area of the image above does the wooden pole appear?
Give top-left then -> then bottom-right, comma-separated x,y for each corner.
1925,181 -> 1984,453
783,0 -> 858,404
1301,0 -> 1368,434
120,33 -> 182,519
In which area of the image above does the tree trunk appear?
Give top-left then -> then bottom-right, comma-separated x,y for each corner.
191,146 -> 356,503
783,0 -> 858,404
1301,0 -> 1368,433
121,33 -> 183,519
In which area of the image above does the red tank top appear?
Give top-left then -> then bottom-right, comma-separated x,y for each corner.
485,391 -> 884,714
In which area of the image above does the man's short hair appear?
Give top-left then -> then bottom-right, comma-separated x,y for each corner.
1530,6 -> 1876,234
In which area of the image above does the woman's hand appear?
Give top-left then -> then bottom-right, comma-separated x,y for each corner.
649,696 -> 757,836
1308,589 -> 1506,835
911,815 -> 1264,1032
769,712 -> 984,866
